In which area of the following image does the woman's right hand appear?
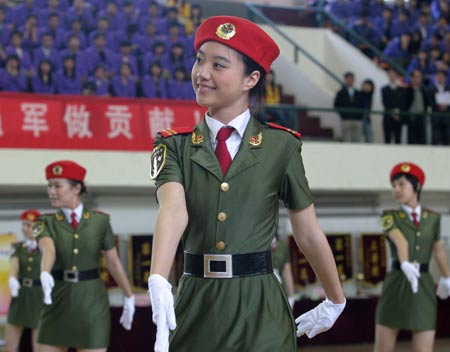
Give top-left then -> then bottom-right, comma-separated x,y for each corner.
40,271 -> 55,305
148,274 -> 176,352
400,261 -> 420,294
8,276 -> 20,297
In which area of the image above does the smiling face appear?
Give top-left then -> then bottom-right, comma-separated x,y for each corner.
191,41 -> 260,122
47,178 -> 81,209
392,176 -> 419,206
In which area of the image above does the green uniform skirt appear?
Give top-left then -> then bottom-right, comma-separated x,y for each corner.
376,270 -> 436,331
38,278 -> 110,348
170,273 -> 296,352
8,286 -> 43,329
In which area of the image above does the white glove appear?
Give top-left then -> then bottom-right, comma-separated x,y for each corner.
288,296 -> 295,309
8,276 -> 20,297
295,298 -> 346,338
120,295 -> 135,330
148,274 -> 176,352
436,277 -> 450,299
401,261 -> 420,294
24,239 -> 37,251
40,271 -> 54,305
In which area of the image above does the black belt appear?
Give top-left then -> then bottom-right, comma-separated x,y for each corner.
392,260 -> 429,273
184,250 -> 273,278
52,269 -> 99,283
20,277 -> 41,287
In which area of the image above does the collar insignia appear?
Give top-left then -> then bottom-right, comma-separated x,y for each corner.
249,132 -> 262,146
192,131 -> 204,144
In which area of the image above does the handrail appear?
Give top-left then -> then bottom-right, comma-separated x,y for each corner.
245,3 -> 406,77
245,3 -> 344,87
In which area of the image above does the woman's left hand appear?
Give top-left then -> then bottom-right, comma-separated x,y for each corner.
120,295 -> 135,330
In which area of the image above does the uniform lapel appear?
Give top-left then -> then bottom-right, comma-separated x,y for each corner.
77,209 -> 91,231
225,118 -> 262,180
190,119 -> 223,180
398,209 -> 418,231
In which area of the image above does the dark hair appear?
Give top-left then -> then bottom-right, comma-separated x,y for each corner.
391,173 -> 421,200
241,53 -> 266,113
69,180 -> 87,195
344,71 -> 354,79
38,59 -> 54,84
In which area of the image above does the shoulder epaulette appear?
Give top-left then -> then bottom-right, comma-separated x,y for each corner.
267,122 -> 302,138
158,127 -> 193,138
93,210 -> 110,216
424,208 -> 439,215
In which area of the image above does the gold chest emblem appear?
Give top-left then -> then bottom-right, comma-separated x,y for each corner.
83,212 -> 90,220
55,213 -> 63,221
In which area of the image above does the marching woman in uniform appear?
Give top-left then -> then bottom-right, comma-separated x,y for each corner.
148,16 -> 345,352
6,210 -> 43,352
374,162 -> 450,352
34,160 -> 135,352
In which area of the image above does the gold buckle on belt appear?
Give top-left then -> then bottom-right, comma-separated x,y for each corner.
63,270 -> 79,283
22,278 -> 33,287
203,254 -> 233,278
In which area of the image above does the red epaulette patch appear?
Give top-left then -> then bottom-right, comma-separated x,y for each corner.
158,127 -> 193,138
267,122 -> 302,138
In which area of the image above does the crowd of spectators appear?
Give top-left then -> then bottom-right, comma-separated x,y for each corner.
0,0 -> 201,99
328,0 -> 450,87
334,68 -> 450,145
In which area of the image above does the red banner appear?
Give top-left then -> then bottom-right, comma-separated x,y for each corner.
0,92 -> 205,151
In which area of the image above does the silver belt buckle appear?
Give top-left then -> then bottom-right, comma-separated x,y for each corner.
204,254 -> 233,278
22,278 -> 33,287
63,270 -> 79,283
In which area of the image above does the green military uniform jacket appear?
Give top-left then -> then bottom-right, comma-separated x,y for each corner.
152,117 -> 313,351
34,208 -> 116,348
7,241 -> 43,328
376,207 -> 440,330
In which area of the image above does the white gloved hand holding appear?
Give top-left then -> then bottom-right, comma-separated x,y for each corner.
120,295 -> 135,330
8,276 -> 20,297
296,298 -> 346,338
40,271 -> 54,305
401,261 -> 420,294
148,274 -> 176,352
436,277 -> 450,299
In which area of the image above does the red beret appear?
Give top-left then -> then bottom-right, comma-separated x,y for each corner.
194,16 -> 280,73
45,160 -> 86,182
20,210 -> 41,222
390,162 -> 425,186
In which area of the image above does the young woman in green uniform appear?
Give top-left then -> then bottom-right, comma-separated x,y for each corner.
6,210 -> 43,352
374,162 -> 450,352
148,15 -> 346,352
34,160 -> 135,352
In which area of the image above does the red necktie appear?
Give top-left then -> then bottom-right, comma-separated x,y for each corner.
215,127 -> 234,176
71,212 -> 79,229
411,211 -> 420,228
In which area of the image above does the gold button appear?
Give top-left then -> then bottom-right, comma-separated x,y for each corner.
74,234 -> 79,239
27,267 -> 32,272
416,232 -> 421,237
73,248 -> 79,254
28,257 -> 33,262
220,182 -> 230,192
416,245 -> 420,251
216,241 -> 226,250
72,266 -> 77,271
217,212 -> 227,221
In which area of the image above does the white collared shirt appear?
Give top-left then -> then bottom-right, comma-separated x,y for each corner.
401,204 -> 421,223
61,203 -> 83,223
205,109 -> 251,160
